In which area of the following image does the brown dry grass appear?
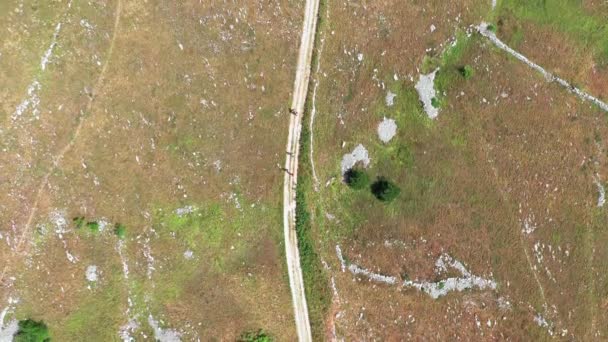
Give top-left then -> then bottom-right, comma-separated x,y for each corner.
495,4 -> 608,101
0,0 -> 302,339
309,0 -> 608,340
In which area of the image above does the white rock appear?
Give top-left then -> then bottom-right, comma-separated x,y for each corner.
86,265 -> 98,282
148,315 -> 181,342
377,117 -> 397,143
415,69 -> 440,119
340,144 -> 370,175
183,250 -> 194,260
385,91 -> 397,107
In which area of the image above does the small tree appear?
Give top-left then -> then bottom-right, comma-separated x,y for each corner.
14,319 -> 50,342
86,221 -> 99,233
459,65 -> 474,79
430,97 -> 441,109
344,168 -> 370,190
114,223 -> 126,239
371,177 -> 401,202
73,216 -> 85,229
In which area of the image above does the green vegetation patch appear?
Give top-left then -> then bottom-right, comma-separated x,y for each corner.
85,221 -> 99,233
297,5 -> 332,332
62,267 -> 124,340
238,329 -> 273,342
155,204 -> 225,249
371,177 -> 401,202
434,32 -> 475,101
15,319 -> 50,342
419,31 -> 475,110
72,216 -> 85,230
114,223 -> 126,239
498,0 -> 608,66
459,65 -> 474,79
295,123 -> 331,340
344,168 -> 370,190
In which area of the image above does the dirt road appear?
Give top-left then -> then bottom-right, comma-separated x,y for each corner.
283,0 -> 320,341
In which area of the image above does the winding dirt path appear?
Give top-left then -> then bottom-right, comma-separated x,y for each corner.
283,0 -> 320,340
0,0 -> 123,284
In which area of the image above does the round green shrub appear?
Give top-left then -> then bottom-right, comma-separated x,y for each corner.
114,223 -> 126,239
459,65 -> 474,79
14,319 -> 50,342
371,177 -> 401,202
344,168 -> 370,190
86,221 -> 99,233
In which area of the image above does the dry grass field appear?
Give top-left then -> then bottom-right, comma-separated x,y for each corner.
2,0 -> 608,341
306,0 -> 608,340
0,0 -> 302,340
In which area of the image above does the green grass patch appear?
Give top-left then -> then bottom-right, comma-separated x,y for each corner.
15,319 -> 50,342
238,329 -> 273,342
114,223 -> 126,239
458,65 -> 474,79
295,0 -> 332,335
155,204 -> 225,249
427,31 -> 476,108
498,0 -> 608,66
295,122 -> 331,341
62,267 -> 124,340
371,177 -> 401,202
344,168 -> 370,190
72,216 -> 85,229
85,221 -> 99,233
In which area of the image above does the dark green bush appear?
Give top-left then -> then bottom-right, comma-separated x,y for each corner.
72,216 -> 85,229
86,221 -> 99,232
344,168 -> 370,190
114,223 -> 126,239
459,65 -> 474,79
371,177 -> 401,202
430,97 -> 440,108
14,319 -> 50,342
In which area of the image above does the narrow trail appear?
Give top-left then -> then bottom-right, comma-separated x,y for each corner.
283,0 -> 321,341
0,0 -> 123,285
481,143 -> 561,332
477,21 -> 608,334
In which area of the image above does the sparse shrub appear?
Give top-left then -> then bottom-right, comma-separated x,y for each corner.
438,281 -> 445,290
86,221 -> 99,233
114,223 -> 126,239
238,330 -> 273,342
421,55 -> 440,74
396,144 -> 414,169
430,97 -> 441,108
14,319 -> 50,342
486,23 -> 496,32
371,177 -> 401,202
73,216 -> 85,229
459,65 -> 474,79
344,168 -> 370,190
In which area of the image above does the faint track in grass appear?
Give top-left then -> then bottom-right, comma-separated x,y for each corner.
0,0 -> 123,284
